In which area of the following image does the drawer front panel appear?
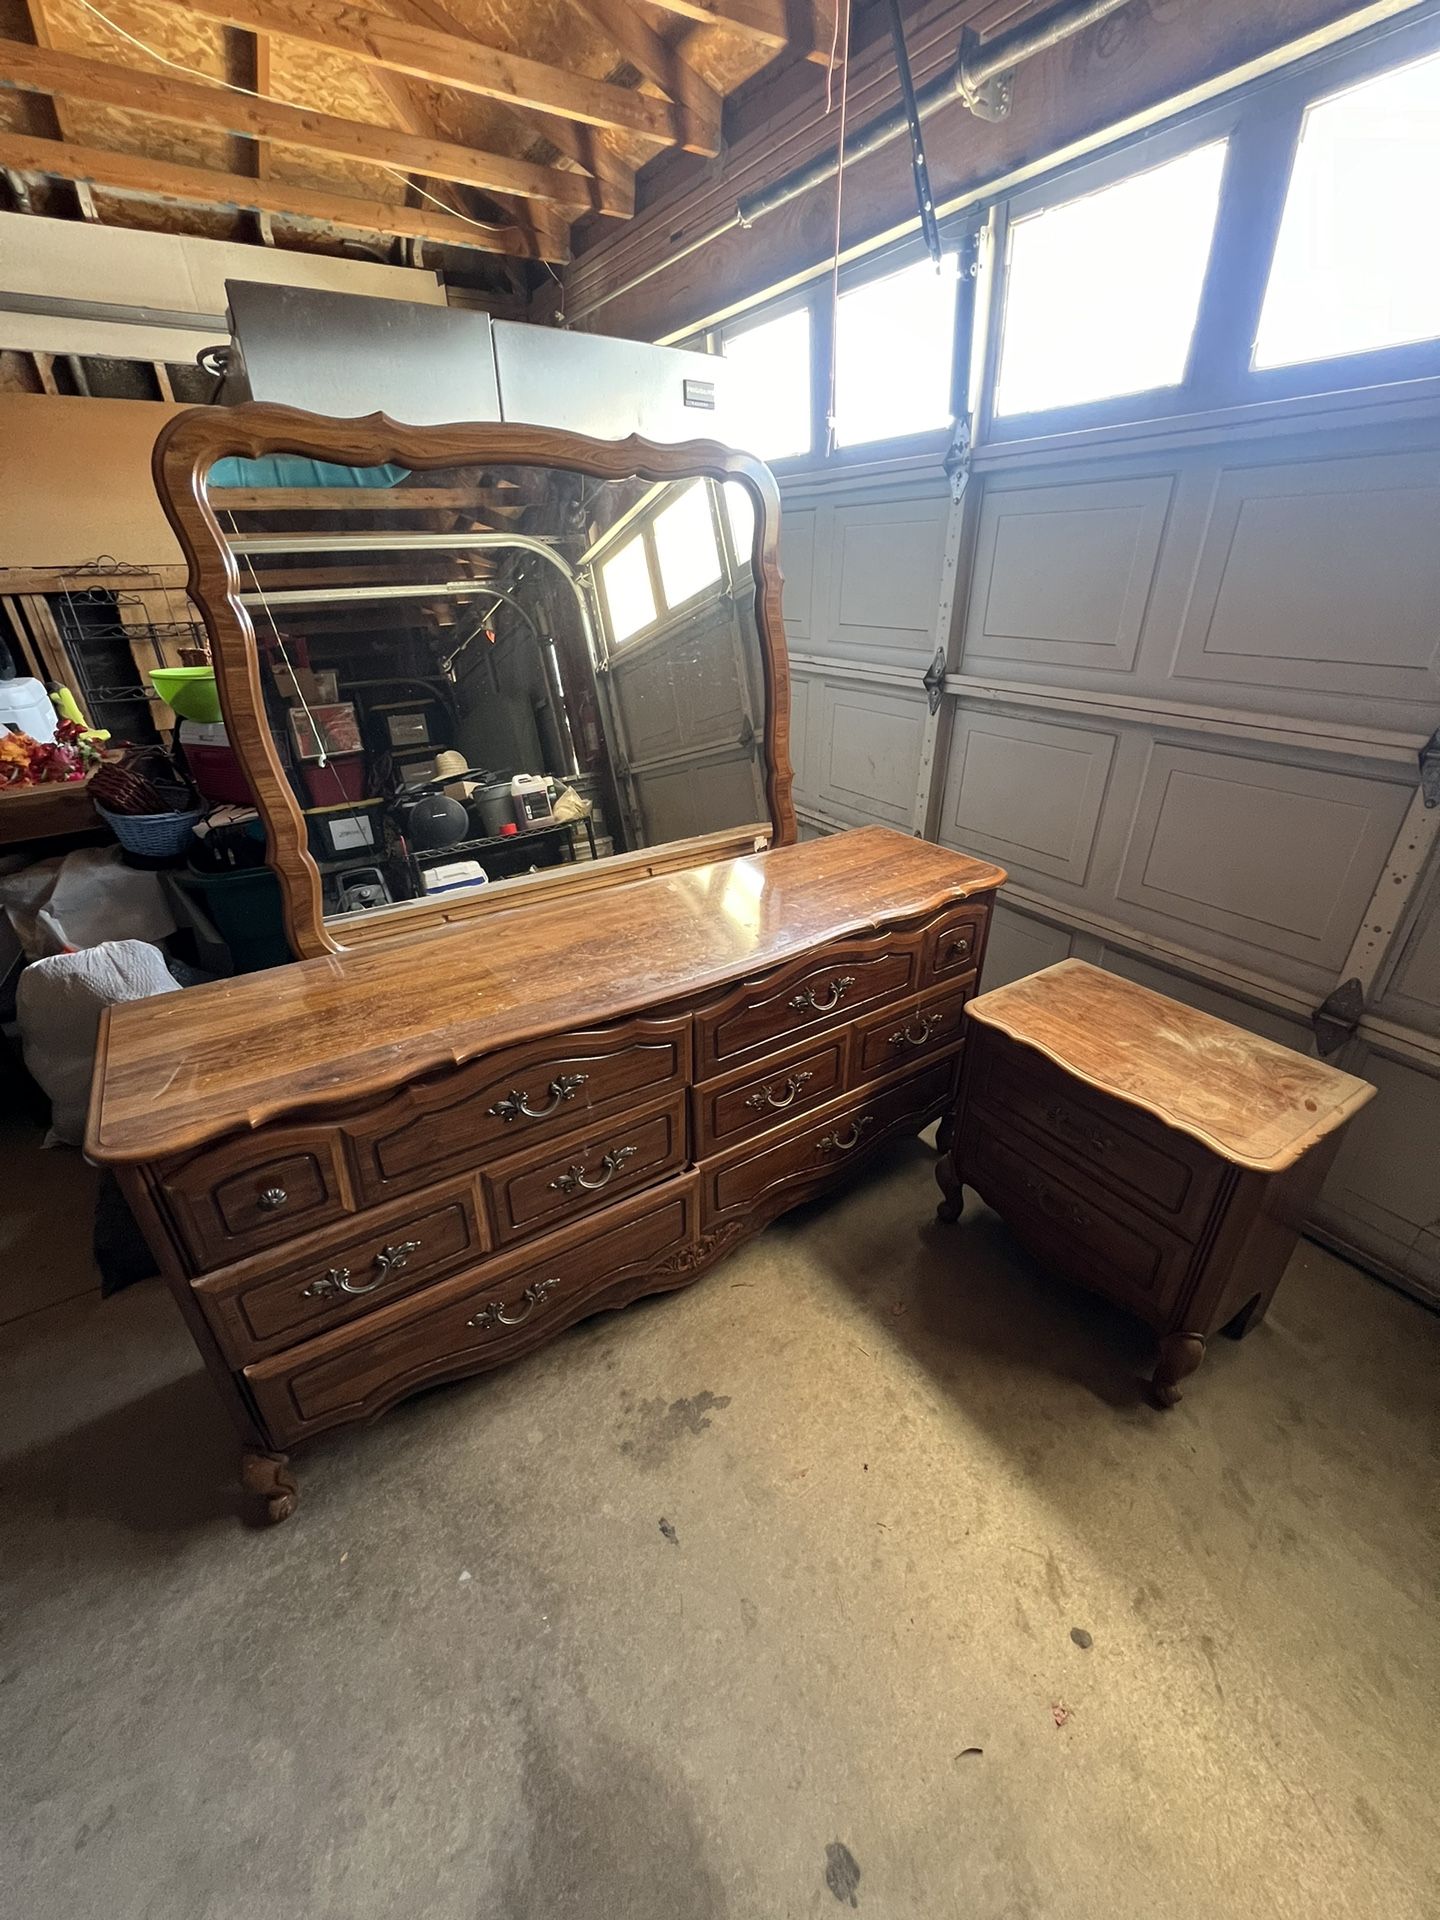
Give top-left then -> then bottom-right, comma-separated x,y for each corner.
921,903 -> 987,988
703,1057 -> 957,1228
961,1113 -> 1194,1322
695,1032 -> 849,1157
484,1094 -> 688,1245
246,1177 -> 699,1444
193,1179 -> 486,1362
852,984 -> 973,1085
695,939 -> 918,1077
345,1016 -> 690,1206
972,1034 -> 1220,1236
159,1127 -> 352,1270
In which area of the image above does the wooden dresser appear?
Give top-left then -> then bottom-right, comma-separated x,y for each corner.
88,827 -> 1004,1520
936,960 -> 1375,1404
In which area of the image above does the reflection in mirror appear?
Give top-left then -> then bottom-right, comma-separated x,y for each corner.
202,460 -> 770,925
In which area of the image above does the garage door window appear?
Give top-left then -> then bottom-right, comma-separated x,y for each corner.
832,252 -> 960,447
995,140 -> 1228,417
1254,48 -> 1440,369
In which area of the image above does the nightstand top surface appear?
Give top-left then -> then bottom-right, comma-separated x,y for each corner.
965,959 -> 1375,1173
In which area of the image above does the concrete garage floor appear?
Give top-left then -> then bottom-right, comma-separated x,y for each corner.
2,1124 -> 1438,1920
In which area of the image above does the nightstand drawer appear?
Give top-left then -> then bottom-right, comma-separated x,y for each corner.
971,1033 -> 1222,1237
483,1094 -> 688,1245
961,1112 -> 1195,1321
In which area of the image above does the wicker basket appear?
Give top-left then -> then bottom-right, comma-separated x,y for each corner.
95,801 -> 204,860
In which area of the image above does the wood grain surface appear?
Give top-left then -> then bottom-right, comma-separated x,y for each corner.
963,960 -> 1374,1173
89,826 -> 1005,1163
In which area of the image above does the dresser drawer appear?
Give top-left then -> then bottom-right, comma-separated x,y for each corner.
851,983 -> 972,1085
961,1113 -> 1195,1323
159,1126 -> 353,1271
192,1177 -> 486,1363
971,1032 -> 1222,1237
245,1176 -> 700,1445
483,1093 -> 688,1246
694,1031 -> 849,1157
702,1056 -> 956,1228
921,903 -> 987,987
694,936 -> 918,1077
343,1015 -> 690,1207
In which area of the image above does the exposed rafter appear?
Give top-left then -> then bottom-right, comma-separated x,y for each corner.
0,130 -> 568,257
0,36 -> 624,214
561,0 -> 722,150
145,0 -> 721,152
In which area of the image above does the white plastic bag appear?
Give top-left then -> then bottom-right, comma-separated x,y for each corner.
16,938 -> 179,1146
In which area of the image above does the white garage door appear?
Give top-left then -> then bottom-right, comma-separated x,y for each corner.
762,24 -> 1440,1304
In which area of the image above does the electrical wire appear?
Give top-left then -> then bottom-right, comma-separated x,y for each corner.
70,0 -> 513,237
221,509 -> 332,771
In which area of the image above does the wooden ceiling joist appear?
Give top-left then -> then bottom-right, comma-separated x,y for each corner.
0,37 -> 626,216
0,130 -> 568,258
562,0 -> 721,146
151,0 -> 721,154
637,0 -> 833,64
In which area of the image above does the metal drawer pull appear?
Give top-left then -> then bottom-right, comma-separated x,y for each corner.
888,1011 -> 944,1051
944,935 -> 972,963
745,1070 -> 814,1112
548,1145 -> 639,1194
788,974 -> 856,1015
818,1114 -> 875,1155
468,1276 -> 562,1330
1044,1104 -> 1116,1154
258,1185 -> 288,1211
302,1239 -> 421,1300
1022,1174 -> 1088,1229
488,1073 -> 589,1123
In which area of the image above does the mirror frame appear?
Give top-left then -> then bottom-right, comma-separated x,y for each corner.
152,404 -> 796,958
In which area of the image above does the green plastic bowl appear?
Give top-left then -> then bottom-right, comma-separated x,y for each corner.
149,667 -> 221,725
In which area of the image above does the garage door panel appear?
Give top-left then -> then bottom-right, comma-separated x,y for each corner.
1116,741 -> 1411,972
1378,863 -> 1440,1037
982,902 -> 1076,987
779,506 -> 817,643
824,499 -> 947,663
813,680 -> 927,827
939,708 -> 1116,884
963,473 -> 1173,674
787,670 -> 815,805
1174,450 -> 1440,702
1312,1046 -> 1440,1303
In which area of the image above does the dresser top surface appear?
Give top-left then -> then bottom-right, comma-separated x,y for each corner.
966,959 -> 1374,1173
89,827 -> 1004,1162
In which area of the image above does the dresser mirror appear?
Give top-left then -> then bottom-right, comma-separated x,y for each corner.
153,406 -> 795,957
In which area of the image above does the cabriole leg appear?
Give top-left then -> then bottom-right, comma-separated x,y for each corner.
1151,1332 -> 1206,1408
241,1448 -> 298,1526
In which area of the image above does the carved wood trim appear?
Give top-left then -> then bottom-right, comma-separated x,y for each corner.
150,404 -> 797,960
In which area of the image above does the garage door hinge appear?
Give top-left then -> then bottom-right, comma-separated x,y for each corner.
1312,977 -> 1363,1056
1420,728 -> 1440,807
921,648 -> 947,714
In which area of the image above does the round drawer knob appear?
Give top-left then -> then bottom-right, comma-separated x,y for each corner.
258,1185 -> 288,1211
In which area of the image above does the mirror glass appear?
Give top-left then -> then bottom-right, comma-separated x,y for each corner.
200,457 -> 772,925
